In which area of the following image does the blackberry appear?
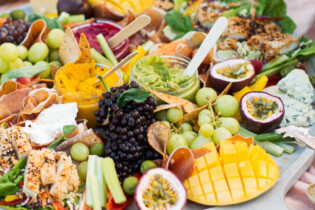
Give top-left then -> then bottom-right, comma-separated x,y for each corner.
95,82 -> 160,182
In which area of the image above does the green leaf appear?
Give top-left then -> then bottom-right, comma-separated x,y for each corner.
278,16 -> 296,34
1,65 -> 48,84
47,136 -> 65,150
0,158 -> 26,183
183,16 -> 193,31
27,14 -> 62,29
258,0 -> 286,17
309,75 -> 315,89
165,10 -> 187,32
63,125 -> 76,135
0,206 -> 28,210
171,32 -> 186,41
117,88 -> 151,108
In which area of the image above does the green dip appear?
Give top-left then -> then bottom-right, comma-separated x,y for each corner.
133,55 -> 191,91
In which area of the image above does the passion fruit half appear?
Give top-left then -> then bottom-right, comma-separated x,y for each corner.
135,168 -> 186,210
240,91 -> 284,133
209,59 -> 255,92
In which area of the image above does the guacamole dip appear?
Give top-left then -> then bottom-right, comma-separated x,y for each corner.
132,55 -> 191,91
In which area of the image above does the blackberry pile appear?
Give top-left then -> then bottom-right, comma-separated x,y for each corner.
0,18 -> 30,45
95,81 -> 161,181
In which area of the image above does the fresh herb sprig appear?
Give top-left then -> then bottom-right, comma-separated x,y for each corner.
116,88 -> 151,108
47,125 -> 76,150
165,9 -> 193,40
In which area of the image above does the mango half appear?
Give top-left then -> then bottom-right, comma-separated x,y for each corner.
184,136 -> 279,206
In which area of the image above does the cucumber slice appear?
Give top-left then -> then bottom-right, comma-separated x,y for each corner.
89,175 -> 102,210
274,142 -> 295,154
255,141 -> 284,157
102,158 -> 127,204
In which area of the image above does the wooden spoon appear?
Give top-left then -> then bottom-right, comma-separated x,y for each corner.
94,51 -> 139,84
108,15 -> 151,47
183,17 -> 228,77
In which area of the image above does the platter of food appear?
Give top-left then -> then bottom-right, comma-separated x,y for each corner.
0,0 -> 315,209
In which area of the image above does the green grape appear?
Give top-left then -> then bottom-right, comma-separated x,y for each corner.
9,58 -> 23,70
167,134 -> 188,155
78,161 -> 88,181
195,87 -> 217,107
198,115 -> 211,126
190,135 -> 212,149
155,110 -> 167,121
198,109 -> 211,118
0,43 -> 19,63
28,43 -> 49,63
123,176 -> 139,195
70,143 -> 89,162
161,121 -> 171,129
178,122 -> 193,133
50,61 -> 62,67
140,160 -> 157,174
213,127 -> 232,145
49,49 -> 60,61
17,45 -> 28,60
35,61 -> 51,78
218,117 -> 240,135
166,108 -> 183,124
0,57 -> 8,73
90,143 -> 105,157
23,61 -> 33,67
214,95 -> 239,117
199,123 -> 214,137
47,29 -> 65,50
182,131 -> 198,147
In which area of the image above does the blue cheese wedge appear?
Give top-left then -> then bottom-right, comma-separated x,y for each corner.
264,86 -> 315,127
277,69 -> 315,105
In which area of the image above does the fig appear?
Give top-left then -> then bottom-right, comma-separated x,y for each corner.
57,0 -> 92,18
240,91 -> 284,133
135,168 -> 186,210
209,59 -> 255,93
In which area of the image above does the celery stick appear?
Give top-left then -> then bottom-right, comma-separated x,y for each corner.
238,126 -> 257,138
86,155 -> 97,206
89,175 -> 101,210
91,48 -> 111,65
58,12 -> 70,24
274,142 -> 295,154
96,157 -> 107,207
261,55 -> 289,71
96,34 -> 118,65
68,14 -> 85,23
101,158 -> 126,204
255,141 -> 284,157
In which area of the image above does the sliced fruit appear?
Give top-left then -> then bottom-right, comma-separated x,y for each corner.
209,59 -> 255,93
184,135 -> 279,206
135,168 -> 186,210
240,92 -> 284,133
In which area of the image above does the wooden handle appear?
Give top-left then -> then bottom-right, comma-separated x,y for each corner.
95,51 -> 139,84
108,15 -> 151,47
183,17 -> 228,77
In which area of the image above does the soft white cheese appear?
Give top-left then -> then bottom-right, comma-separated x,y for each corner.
264,86 -> 315,127
277,69 -> 315,105
22,103 -> 78,146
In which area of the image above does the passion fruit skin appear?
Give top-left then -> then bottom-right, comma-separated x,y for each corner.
240,91 -> 285,134
208,59 -> 255,93
135,168 -> 187,210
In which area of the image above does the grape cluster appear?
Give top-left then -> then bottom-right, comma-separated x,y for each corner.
0,18 -> 30,45
95,81 -> 161,181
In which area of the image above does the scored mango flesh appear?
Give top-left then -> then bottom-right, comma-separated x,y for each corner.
184,141 -> 279,206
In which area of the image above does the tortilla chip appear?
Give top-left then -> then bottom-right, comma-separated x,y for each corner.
63,18 -> 94,29
40,79 -> 54,88
21,19 -> 50,49
51,65 -> 60,79
148,88 -> 198,113
76,33 -> 93,63
59,27 -> 80,64
154,103 -> 185,113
